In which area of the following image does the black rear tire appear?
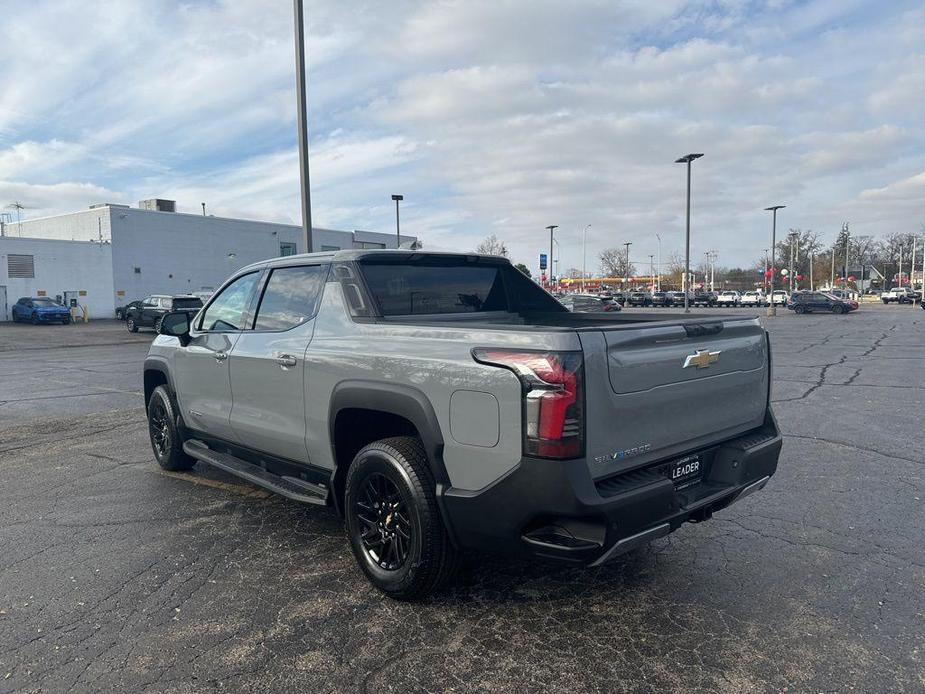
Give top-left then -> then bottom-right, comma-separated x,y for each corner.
794,305 -> 806,314
147,385 -> 196,471
345,436 -> 458,600
154,316 -> 163,333
127,316 -> 139,333
31,312 -> 39,325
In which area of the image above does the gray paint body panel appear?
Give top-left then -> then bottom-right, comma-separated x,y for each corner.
148,252 -> 772,495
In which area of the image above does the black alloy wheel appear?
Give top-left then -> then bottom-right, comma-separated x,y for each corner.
356,473 -> 412,571
344,437 -> 458,600
127,316 -> 138,333
149,396 -> 171,458
146,385 -> 196,471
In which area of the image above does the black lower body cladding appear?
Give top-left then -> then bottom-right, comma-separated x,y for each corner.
440,412 -> 782,564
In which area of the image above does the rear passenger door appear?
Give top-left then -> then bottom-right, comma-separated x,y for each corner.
227,263 -> 329,463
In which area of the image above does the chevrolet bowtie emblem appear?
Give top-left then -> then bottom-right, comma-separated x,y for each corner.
683,349 -> 721,369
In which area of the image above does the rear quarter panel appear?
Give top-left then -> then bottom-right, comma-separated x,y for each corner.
305,281 -> 582,491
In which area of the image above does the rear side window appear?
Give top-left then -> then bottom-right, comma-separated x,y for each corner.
359,258 -> 564,316
173,298 -> 203,310
253,265 -> 328,330
200,272 -> 260,331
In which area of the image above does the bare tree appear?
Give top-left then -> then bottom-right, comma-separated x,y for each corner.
475,234 -> 508,257
599,248 -> 637,278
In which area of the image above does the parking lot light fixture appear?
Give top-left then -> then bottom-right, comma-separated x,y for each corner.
764,206 -> 785,316
675,153 -> 704,313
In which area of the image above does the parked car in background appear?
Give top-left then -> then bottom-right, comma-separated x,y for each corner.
787,291 -> 858,314
125,295 -> 204,333
769,290 -> 789,306
691,291 -> 717,307
650,291 -> 669,307
666,291 -> 687,307
881,287 -> 918,304
740,291 -> 765,308
605,291 -> 626,306
144,249 -> 781,598
627,291 -> 651,307
11,296 -> 71,324
560,293 -> 621,312
116,299 -> 143,321
716,291 -> 740,307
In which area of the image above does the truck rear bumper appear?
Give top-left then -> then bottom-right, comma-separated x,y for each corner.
440,412 -> 782,565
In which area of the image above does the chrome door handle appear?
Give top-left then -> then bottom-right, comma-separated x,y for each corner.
275,354 -> 297,368
214,351 -> 228,362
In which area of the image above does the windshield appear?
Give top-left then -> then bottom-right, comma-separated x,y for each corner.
32,297 -> 58,306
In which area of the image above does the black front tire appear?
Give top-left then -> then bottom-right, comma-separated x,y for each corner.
832,304 -> 846,314
31,312 -> 39,325
147,385 -> 196,471
345,436 -> 458,600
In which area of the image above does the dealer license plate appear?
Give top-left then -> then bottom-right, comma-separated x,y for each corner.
668,455 -> 702,489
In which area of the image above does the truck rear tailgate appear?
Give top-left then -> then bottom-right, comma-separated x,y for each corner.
580,316 -> 769,480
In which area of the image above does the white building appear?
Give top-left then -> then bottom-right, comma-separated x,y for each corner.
0,199 -> 416,321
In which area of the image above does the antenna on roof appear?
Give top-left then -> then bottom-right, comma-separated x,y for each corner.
6,201 -> 29,236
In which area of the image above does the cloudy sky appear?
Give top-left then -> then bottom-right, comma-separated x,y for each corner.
1,0 -> 923,273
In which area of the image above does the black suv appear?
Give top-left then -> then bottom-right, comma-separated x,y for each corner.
692,291 -> 717,307
126,295 -> 203,332
787,291 -> 858,314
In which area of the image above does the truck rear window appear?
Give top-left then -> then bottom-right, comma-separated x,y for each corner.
358,257 -> 564,316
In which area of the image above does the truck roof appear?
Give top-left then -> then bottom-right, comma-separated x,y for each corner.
237,249 -> 512,274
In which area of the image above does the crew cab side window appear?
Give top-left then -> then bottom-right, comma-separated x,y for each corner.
199,272 -> 261,332
252,265 -> 327,331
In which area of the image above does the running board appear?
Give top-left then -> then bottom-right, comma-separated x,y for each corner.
183,440 -> 328,505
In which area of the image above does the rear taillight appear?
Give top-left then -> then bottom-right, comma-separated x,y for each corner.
473,349 -> 584,459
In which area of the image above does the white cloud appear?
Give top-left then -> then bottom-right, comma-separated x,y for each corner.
0,0 -> 923,273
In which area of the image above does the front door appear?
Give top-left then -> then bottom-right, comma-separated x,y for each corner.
172,271 -> 263,442
228,263 -> 328,463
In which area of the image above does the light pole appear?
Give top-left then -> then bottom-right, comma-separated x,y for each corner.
788,231 -> 799,293
656,233 -> 661,291
553,237 -> 561,287
765,205 -> 785,316
675,153 -> 704,313
546,225 -> 558,290
391,194 -> 403,247
649,254 -> 654,289
293,0 -> 313,253
623,241 -> 632,289
582,224 -> 590,293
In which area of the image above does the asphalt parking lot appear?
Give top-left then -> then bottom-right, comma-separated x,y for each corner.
1,308 -> 923,693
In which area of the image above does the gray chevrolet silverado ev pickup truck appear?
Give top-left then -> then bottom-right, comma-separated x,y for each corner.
144,250 -> 781,599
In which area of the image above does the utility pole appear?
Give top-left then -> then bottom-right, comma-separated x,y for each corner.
582,224 -> 590,293
649,254 -> 654,289
830,249 -> 836,289
656,233 -> 662,292
765,206 -> 785,316
843,222 -> 850,288
675,153 -> 704,313
293,0 -> 313,253
391,194 -> 403,247
546,225 -> 558,290
623,241 -> 632,289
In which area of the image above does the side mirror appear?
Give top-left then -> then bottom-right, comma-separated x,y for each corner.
159,311 -> 191,346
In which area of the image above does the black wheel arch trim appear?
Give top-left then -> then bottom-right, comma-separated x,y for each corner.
143,357 -> 176,411
328,380 -> 457,543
